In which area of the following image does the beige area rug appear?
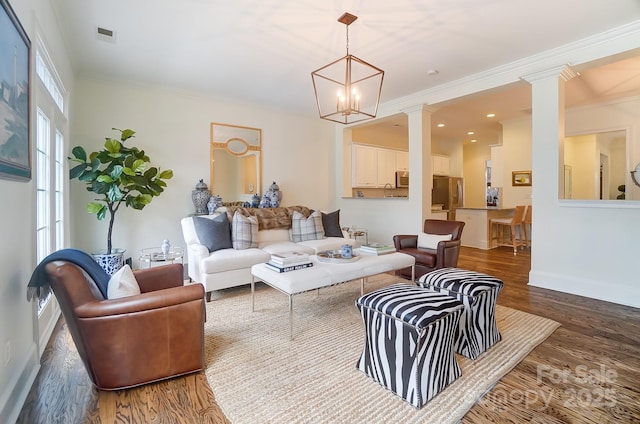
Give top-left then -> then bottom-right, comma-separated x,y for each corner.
204,275 -> 560,424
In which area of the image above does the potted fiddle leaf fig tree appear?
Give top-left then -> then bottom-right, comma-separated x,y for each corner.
69,128 -> 173,274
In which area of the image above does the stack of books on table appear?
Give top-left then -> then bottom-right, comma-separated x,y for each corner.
359,243 -> 396,255
266,252 -> 313,273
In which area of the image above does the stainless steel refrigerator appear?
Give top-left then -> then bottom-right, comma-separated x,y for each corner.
432,176 -> 464,220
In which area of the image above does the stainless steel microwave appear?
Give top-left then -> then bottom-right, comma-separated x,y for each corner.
396,171 -> 409,188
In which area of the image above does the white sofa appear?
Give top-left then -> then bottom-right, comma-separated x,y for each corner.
181,207 -> 357,301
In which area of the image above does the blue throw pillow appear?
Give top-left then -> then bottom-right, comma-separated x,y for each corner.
193,214 -> 232,252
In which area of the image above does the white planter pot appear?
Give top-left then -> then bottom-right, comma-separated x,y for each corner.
92,249 -> 126,275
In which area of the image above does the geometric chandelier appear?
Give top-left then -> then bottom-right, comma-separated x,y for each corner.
311,12 -> 384,125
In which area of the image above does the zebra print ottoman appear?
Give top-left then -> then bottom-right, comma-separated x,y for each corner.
417,267 -> 504,360
355,283 -> 464,408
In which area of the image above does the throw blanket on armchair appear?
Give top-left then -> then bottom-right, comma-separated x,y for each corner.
27,248 -> 110,301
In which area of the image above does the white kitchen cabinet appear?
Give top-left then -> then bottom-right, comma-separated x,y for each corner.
377,148 -> 397,187
351,144 -> 378,187
352,144 -> 408,188
432,155 -> 450,176
396,151 -> 409,171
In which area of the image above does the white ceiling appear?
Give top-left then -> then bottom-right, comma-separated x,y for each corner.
52,1 -> 640,142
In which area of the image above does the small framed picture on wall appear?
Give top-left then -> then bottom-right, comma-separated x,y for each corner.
512,171 -> 532,186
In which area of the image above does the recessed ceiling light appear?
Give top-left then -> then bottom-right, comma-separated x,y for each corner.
486,113 -> 496,118
470,139 -> 477,143
467,131 -> 475,135
437,123 -> 445,127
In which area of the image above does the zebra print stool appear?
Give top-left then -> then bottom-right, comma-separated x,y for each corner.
355,283 -> 464,408
417,267 -> 504,360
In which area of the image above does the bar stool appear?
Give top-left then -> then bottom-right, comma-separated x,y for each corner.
523,205 -> 532,248
490,205 -> 526,255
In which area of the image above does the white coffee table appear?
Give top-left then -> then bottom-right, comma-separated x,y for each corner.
251,250 -> 415,339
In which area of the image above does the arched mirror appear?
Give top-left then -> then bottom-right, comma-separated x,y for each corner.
210,123 -> 262,203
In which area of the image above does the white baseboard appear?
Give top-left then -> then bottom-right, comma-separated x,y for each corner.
0,342 -> 40,424
529,270 -> 640,309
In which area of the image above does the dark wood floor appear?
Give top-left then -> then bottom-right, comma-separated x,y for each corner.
17,246 -> 640,423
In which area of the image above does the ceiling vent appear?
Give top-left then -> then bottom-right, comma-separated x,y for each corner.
96,26 -> 116,43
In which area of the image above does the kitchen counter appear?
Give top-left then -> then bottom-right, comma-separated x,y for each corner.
456,207 -> 515,249
456,206 -> 504,211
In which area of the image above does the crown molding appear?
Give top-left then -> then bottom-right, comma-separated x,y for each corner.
381,20 -> 640,113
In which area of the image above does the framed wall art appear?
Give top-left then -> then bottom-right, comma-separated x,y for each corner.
512,170 -> 532,187
0,0 -> 31,181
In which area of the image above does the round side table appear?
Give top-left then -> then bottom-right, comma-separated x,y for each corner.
139,246 -> 184,269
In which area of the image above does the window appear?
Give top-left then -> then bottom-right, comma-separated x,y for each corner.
35,109 -> 51,265
34,40 -> 68,353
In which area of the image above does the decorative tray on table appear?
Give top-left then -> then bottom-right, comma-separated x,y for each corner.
316,250 -> 360,263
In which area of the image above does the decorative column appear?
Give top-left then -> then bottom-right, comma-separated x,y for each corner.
522,65 -> 576,200
403,104 -> 437,225
521,65 -> 576,264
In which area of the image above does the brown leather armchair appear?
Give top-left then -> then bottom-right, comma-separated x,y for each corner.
44,261 -> 205,390
393,219 -> 465,280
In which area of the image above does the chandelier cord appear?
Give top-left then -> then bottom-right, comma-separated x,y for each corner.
346,25 -> 350,55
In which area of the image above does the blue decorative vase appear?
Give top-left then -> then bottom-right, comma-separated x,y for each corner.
269,181 -> 282,202
259,193 -> 271,208
251,193 -> 261,208
161,240 -> 171,256
341,244 -> 353,259
92,249 -> 126,275
192,179 -> 211,215
268,190 -> 280,208
207,196 -> 217,214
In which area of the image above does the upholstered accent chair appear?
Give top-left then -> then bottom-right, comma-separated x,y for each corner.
393,219 -> 465,280
44,261 -> 205,390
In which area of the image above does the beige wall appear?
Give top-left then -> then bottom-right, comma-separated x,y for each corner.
498,117 -> 533,208
351,125 -> 408,150
69,78 -> 334,265
565,134 -> 597,199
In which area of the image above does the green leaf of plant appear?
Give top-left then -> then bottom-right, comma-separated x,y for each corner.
159,169 -> 173,179
122,167 -> 135,176
71,146 -> 87,161
96,206 -> 107,220
149,182 -> 163,194
144,167 -> 158,179
92,181 -> 110,195
79,171 -> 98,182
87,202 -> 103,213
111,165 -> 123,179
126,195 -> 145,210
69,164 -> 86,179
138,194 -> 152,205
131,159 -> 147,173
104,138 -> 121,154
97,175 -> 113,183
107,185 -> 123,203
90,158 -> 101,172
120,129 -> 136,141
131,175 -> 148,186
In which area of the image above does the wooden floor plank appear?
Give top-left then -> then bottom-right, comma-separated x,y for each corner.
16,246 -> 640,423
